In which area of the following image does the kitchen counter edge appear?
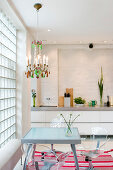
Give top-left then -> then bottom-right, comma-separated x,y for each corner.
31,106 -> 113,111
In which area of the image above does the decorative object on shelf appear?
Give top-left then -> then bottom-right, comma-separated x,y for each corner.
98,67 -> 103,106
66,88 -> 73,107
58,96 -> 64,107
74,97 -> 86,106
64,93 -> 70,107
60,113 -> 80,137
107,96 -> 110,107
32,89 -> 36,107
25,3 -> 50,79
88,100 -> 97,107
109,96 -> 113,106
91,100 -> 97,107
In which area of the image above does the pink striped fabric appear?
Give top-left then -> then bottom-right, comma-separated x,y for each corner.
27,151 -> 113,170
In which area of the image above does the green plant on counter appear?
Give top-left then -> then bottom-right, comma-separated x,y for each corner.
98,66 -> 103,106
74,97 -> 86,104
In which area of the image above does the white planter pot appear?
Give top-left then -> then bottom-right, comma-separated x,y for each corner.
75,104 -> 84,107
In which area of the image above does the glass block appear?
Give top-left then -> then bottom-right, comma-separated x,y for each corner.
0,78 -> 4,88
4,89 -> 7,98
4,99 -> 8,109
4,68 -> 8,77
8,128 -> 10,137
4,130 -> 8,140
1,67 -> 4,77
4,109 -> 7,119
0,89 -> 4,99
1,132 -> 5,143
4,78 -> 8,88
0,100 -> 4,110
0,55 -> 2,65
4,119 -> 7,129
8,108 -> 10,117
0,43 -> 1,54
0,111 -> 4,122
5,57 -> 8,68
1,121 -> 5,132
8,99 -> 10,107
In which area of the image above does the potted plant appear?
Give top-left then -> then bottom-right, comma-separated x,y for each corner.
32,89 -> 36,107
74,97 -> 86,106
98,67 -> 103,106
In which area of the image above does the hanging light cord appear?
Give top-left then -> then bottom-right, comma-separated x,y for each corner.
36,9 -> 39,40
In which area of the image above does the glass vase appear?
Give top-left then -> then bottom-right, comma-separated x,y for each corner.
100,96 -> 103,106
33,97 -> 35,107
65,125 -> 73,137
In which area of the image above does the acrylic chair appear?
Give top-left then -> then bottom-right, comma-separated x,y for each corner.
27,149 -> 70,170
41,116 -> 64,159
79,126 -> 109,170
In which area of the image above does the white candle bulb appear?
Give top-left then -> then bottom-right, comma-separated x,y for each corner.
46,56 -> 48,65
26,56 -> 29,65
40,58 -> 42,65
29,55 -> 31,64
43,55 -> 46,65
38,55 -> 40,64
35,57 -> 37,65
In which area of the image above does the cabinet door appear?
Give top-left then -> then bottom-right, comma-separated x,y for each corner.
31,111 -> 45,122
45,111 -> 60,123
73,111 -> 99,122
100,112 -> 113,122
75,123 -> 102,135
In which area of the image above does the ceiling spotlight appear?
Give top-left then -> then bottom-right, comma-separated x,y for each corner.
89,43 -> 93,49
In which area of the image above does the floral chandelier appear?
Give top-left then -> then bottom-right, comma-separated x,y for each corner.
25,3 -> 50,79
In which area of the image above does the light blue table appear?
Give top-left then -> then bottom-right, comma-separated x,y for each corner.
21,127 -> 81,170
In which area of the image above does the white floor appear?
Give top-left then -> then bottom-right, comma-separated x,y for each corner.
14,139 -> 113,170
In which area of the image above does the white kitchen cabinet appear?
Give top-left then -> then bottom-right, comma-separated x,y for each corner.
31,111 -> 113,135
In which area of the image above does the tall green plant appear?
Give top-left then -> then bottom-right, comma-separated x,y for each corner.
98,67 -> 103,106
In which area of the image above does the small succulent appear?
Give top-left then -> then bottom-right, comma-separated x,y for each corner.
74,97 -> 86,104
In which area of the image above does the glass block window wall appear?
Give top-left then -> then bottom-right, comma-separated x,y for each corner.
0,10 -> 16,148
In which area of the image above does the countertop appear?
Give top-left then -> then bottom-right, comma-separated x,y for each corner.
31,106 -> 113,111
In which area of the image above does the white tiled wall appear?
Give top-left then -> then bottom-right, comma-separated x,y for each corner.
59,48 -> 113,104
40,47 -> 58,106
31,44 -> 113,106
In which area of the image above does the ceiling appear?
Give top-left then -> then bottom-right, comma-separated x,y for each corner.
9,0 -> 113,44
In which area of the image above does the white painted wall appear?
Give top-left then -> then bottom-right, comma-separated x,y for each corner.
38,44 -> 113,106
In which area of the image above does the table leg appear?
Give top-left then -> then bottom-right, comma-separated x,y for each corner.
23,144 -> 32,170
32,144 -> 36,165
71,144 -> 79,170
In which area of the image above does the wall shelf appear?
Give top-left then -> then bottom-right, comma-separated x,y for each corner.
31,106 -> 113,111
